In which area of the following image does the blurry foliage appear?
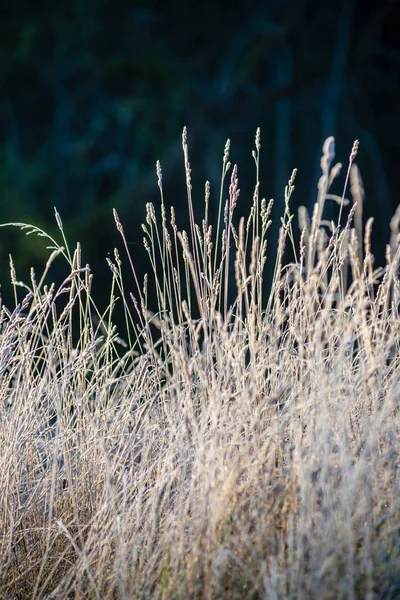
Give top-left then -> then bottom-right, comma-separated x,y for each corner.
0,0 -> 399,309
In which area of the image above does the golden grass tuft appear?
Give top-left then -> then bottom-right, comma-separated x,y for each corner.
1,130 -> 400,599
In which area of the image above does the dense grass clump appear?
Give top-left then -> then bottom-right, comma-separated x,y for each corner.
1,130 -> 400,599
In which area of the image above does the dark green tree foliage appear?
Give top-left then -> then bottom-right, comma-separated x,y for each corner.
0,0 -> 399,310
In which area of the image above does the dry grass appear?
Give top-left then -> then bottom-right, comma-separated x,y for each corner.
1,129 -> 400,599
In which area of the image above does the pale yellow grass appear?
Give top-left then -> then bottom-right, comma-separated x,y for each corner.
0,130 -> 400,599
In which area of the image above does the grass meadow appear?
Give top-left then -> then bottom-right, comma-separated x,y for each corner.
1,130 -> 400,599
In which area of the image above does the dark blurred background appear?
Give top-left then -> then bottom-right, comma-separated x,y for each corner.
0,0 -> 399,316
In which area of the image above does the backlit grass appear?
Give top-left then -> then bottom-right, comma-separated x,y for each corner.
1,130 -> 400,599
